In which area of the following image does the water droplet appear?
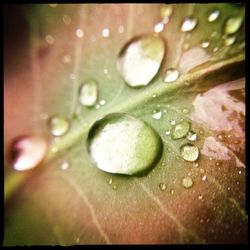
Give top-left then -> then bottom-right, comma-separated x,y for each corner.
209,156 -> 213,161
181,17 -> 198,32
117,36 -> 165,87
238,170 -> 242,175
152,94 -> 156,98
60,161 -> 69,170
159,183 -> 167,191
49,4 -> 58,8
171,121 -> 190,140
216,161 -> 221,166
208,10 -> 220,22
200,40 -> 210,48
160,5 -> 173,19
113,184 -> 118,190
182,177 -> 193,188
213,47 -> 219,52
102,28 -> 110,37
224,16 -> 243,35
170,119 -> 176,126
76,28 -> 84,38
193,162 -> 199,167
63,15 -> 71,25
45,35 -> 54,45
154,22 -> 164,33
62,55 -> 71,64
198,194 -> 203,200
182,108 -> 190,114
99,100 -> 106,106
51,145 -> 58,153
95,104 -> 100,109
224,35 -> 236,46
79,80 -> 98,107
118,25 -> 124,33
10,136 -> 48,171
202,175 -> 207,181
199,129 -> 204,135
170,189 -> 174,195
164,68 -> 179,83
48,116 -> 70,137
152,111 -> 162,120
200,168 -> 205,174
108,178 -> 113,185
165,130 -> 171,135
87,113 -> 163,175
186,131 -> 197,142
180,143 -> 199,162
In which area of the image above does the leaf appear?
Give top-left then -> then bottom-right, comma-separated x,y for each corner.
4,4 -> 246,245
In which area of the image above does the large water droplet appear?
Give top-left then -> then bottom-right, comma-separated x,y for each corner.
87,113 -> 163,175
117,36 -> 165,87
208,10 -> 220,22
48,116 -> 70,137
180,143 -> 199,162
224,16 -> 243,35
181,17 -> 198,32
164,68 -> 179,83
182,177 -> 193,188
171,121 -> 190,140
10,136 -> 48,171
79,80 -> 98,107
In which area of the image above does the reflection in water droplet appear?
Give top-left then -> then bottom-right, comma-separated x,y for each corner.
181,17 -> 198,32
224,35 -> 236,46
187,131 -> 197,141
152,111 -> 162,120
154,22 -> 165,33
117,36 -> 165,87
200,40 -> 210,48
180,143 -> 199,162
45,35 -> 54,44
182,177 -> 193,188
102,28 -> 110,37
159,182 -> 167,191
10,136 -> 48,171
79,80 -> 98,107
87,113 -> 163,175
171,121 -> 190,140
208,10 -> 220,22
224,16 -> 243,35
75,28 -> 84,38
48,116 -> 70,137
164,68 -> 179,83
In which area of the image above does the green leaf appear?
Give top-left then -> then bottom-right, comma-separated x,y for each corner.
4,4 -> 246,245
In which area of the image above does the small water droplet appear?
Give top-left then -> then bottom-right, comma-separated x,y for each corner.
238,170 -> 242,175
186,131 -> 197,142
208,10 -> 220,22
171,121 -> 190,140
118,25 -> 124,33
200,168 -> 205,174
160,5 -> 173,18
152,111 -> 162,120
60,161 -> 69,170
87,113 -> 163,175
170,189 -> 174,195
200,40 -> 210,48
180,143 -> 199,162
182,177 -> 193,188
51,145 -> 58,153
79,80 -> 98,107
213,47 -> 219,52
181,17 -> 198,32
161,161 -> 165,166
164,68 -> 179,83
10,136 -> 48,171
216,161 -> 221,166
202,175 -> 207,181
209,156 -> 213,161
48,116 -> 70,137
198,194 -> 203,200
159,182 -> 167,191
193,162 -> 199,167
99,100 -> 106,106
63,15 -> 71,25
224,16 -> 243,35
199,129 -> 204,135
152,94 -> 157,98
95,104 -> 100,109
102,28 -> 110,38
182,108 -> 190,114
108,178 -> 113,185
117,35 -> 165,87
154,22 -> 165,33
45,35 -> 54,44
170,119 -> 176,126
224,35 -> 236,46
62,55 -> 71,64
165,130 -> 171,135
75,28 -> 84,38
113,184 -> 118,190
